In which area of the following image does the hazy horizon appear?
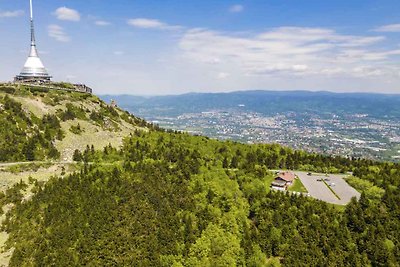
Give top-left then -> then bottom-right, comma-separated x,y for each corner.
100,88 -> 400,97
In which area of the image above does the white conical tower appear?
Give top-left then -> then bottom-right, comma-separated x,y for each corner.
15,0 -> 51,82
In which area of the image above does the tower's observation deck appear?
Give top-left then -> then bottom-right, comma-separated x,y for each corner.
15,0 -> 51,82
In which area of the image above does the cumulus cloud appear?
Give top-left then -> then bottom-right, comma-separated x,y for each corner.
217,72 -> 230,79
54,7 -> 80,22
0,10 -> 24,18
178,27 -> 398,78
229,5 -> 244,13
48,24 -> 70,42
127,18 -> 182,30
95,20 -> 111,26
374,24 -> 400,32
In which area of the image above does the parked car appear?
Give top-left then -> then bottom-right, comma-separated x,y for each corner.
307,172 -> 312,176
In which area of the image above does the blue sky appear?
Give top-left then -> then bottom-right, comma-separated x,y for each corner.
0,0 -> 400,95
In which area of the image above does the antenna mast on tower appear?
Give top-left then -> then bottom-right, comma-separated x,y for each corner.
15,0 -> 51,82
29,0 -> 37,56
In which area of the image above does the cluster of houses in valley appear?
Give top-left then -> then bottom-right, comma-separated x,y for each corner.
270,171 -> 296,191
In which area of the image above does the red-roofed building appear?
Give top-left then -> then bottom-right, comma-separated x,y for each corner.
276,172 -> 295,184
270,171 -> 296,191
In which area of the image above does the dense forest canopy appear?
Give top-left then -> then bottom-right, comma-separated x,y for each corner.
3,130 -> 400,266
0,87 -> 399,266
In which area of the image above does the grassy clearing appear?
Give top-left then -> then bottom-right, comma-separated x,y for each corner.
0,163 -> 76,190
56,119 -> 140,161
12,96 -> 52,117
2,162 -> 53,174
289,178 -> 308,193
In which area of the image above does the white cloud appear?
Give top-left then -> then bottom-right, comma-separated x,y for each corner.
0,10 -> 24,18
374,24 -> 400,32
127,18 -> 182,30
48,24 -> 70,42
179,27 -> 396,79
337,48 -> 400,62
54,7 -> 81,22
217,72 -> 230,79
256,27 -> 385,47
229,5 -> 244,13
95,20 -> 111,26
352,66 -> 384,77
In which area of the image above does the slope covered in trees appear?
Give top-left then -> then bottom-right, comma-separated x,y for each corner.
0,85 -> 156,162
3,129 -> 400,266
0,95 -> 62,161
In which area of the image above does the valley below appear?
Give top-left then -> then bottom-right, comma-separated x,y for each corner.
103,90 -> 400,162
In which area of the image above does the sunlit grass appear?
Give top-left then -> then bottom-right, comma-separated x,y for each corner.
289,178 -> 308,193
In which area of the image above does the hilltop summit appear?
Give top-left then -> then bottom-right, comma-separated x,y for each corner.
0,83 -> 151,162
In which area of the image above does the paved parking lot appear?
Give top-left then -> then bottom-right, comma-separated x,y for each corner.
295,171 -> 360,205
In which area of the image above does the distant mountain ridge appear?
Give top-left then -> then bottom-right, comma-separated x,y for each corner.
101,90 -> 400,119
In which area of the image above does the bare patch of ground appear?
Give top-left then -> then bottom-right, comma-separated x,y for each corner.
12,96 -> 50,117
56,119 -> 142,161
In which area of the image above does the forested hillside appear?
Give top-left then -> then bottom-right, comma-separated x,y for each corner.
0,95 -> 62,161
0,86 -> 399,266
0,84 -> 154,162
3,128 -> 400,266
